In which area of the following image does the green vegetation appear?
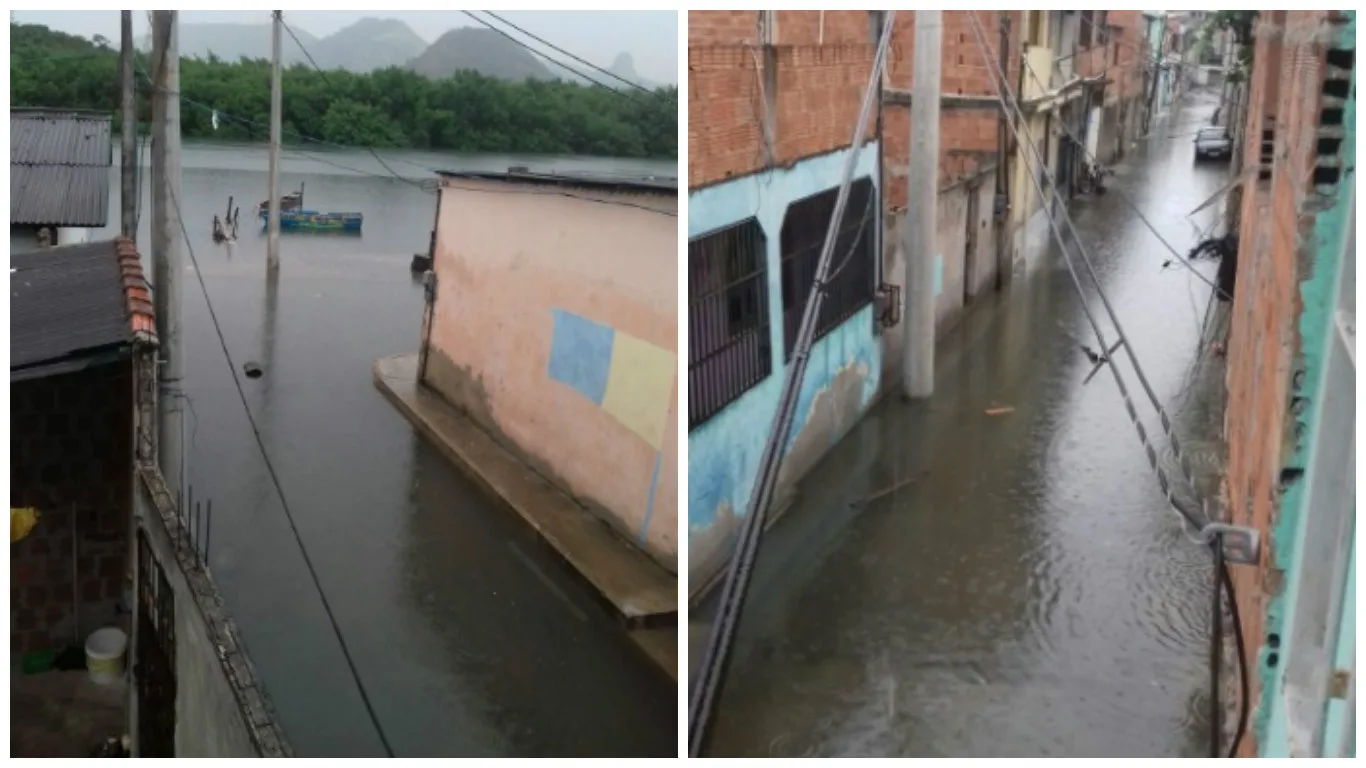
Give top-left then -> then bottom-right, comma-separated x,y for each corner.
9,21 -> 677,159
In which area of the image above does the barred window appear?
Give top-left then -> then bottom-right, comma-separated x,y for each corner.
689,219 -> 772,429
779,177 -> 877,361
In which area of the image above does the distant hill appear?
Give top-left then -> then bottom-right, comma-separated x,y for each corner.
606,52 -> 656,90
310,17 -> 426,72
141,23 -> 317,65
407,27 -> 554,81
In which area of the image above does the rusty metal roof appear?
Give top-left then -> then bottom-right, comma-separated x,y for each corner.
10,109 -> 113,227
11,237 -> 155,380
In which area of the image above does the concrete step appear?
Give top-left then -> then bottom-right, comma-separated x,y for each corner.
373,354 -> 678,636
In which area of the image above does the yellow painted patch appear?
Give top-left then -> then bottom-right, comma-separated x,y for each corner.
601,333 -> 675,450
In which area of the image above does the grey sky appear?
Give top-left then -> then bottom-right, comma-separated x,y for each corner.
12,10 -> 678,84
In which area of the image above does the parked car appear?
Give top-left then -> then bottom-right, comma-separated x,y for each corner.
1194,126 -> 1232,162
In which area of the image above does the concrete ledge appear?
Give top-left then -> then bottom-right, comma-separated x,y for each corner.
373,354 -> 677,676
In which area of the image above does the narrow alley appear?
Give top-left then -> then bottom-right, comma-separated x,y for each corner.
697,93 -> 1233,758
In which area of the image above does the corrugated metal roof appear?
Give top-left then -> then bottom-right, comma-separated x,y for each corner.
10,165 -> 112,228
10,239 -> 147,375
10,109 -> 113,227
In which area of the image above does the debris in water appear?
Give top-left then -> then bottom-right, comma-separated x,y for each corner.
985,407 -> 1014,416
243,361 -> 264,379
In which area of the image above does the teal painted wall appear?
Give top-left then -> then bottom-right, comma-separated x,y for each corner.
1255,11 -> 1355,757
687,147 -> 883,583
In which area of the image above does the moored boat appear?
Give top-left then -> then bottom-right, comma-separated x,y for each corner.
258,209 -> 363,232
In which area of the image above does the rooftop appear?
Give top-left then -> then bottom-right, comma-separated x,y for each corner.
436,167 -> 678,195
10,109 -> 114,228
11,237 -> 156,381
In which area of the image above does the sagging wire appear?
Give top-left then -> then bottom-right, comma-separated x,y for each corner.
965,12 -> 1248,757
161,183 -> 398,758
688,12 -> 897,757
1016,49 -> 1232,302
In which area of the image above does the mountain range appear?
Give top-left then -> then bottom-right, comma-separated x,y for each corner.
138,17 -> 666,88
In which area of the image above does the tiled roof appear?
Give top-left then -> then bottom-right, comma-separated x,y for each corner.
11,237 -> 156,378
10,109 -> 113,227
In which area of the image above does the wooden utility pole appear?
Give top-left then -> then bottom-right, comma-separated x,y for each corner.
120,11 -> 137,240
903,10 -> 941,399
267,10 -> 283,271
151,11 -> 184,499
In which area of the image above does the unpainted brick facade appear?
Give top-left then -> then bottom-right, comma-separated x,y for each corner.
11,362 -> 134,655
1221,10 -> 1353,756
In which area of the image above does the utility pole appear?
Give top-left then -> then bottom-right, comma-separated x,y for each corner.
1144,19 -> 1165,134
995,12 -> 1013,289
151,11 -> 184,500
903,9 -> 941,399
119,11 -> 137,240
267,10 -> 282,272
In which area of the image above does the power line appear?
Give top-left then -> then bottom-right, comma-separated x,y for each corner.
458,11 -> 658,109
278,16 -> 430,192
972,14 -> 1221,521
688,14 -> 897,757
1016,50 -> 1232,301
966,12 -> 1247,757
161,183 -> 397,759
477,11 -> 653,94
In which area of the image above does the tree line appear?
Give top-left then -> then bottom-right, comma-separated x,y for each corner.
9,22 -> 677,159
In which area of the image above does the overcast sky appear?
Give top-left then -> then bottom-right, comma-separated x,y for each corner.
12,10 -> 678,84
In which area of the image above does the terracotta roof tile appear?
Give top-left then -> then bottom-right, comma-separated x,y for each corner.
115,236 -> 157,342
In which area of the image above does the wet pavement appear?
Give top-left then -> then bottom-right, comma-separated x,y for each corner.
699,94 -> 1233,758
101,147 -> 676,756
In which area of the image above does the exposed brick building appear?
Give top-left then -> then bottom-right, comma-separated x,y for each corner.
1220,9 -> 1355,758
687,10 -> 1154,595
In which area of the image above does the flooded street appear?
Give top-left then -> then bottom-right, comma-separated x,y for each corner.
102,146 -> 676,756
700,96 -> 1231,758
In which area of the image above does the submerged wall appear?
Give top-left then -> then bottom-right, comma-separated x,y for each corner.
687,147 -> 883,592
426,177 -> 680,569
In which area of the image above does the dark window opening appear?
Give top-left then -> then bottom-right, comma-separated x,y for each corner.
1326,47 -> 1355,71
689,219 -> 772,429
779,177 -> 878,361
1079,10 -> 1094,49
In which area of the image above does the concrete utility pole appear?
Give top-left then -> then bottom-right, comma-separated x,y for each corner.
903,9 -> 941,399
120,11 -> 137,240
1144,20 -> 1165,134
267,10 -> 283,272
151,11 -> 184,500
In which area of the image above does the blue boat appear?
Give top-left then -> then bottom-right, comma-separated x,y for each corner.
259,209 -> 363,232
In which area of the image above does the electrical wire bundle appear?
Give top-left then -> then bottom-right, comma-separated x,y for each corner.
962,12 -> 1247,757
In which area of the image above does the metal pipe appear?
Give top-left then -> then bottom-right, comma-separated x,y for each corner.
688,13 -> 897,756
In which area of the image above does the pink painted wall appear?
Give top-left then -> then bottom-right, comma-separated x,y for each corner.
426,176 -> 679,571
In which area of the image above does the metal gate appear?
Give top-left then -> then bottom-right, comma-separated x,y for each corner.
136,530 -> 177,757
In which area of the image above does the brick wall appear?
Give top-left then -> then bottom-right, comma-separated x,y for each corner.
688,11 -> 879,188
1221,10 -> 1348,756
11,362 -> 134,655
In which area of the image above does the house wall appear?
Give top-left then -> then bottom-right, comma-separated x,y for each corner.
10,362 -> 133,655
687,148 -> 883,593
1221,10 -> 1355,757
425,179 -> 679,570
134,466 -> 290,757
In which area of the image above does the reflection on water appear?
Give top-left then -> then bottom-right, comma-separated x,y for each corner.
702,99 -> 1228,758
99,144 -> 676,756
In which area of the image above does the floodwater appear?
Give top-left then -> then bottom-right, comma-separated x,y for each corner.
100,145 -> 677,756
699,95 -> 1233,758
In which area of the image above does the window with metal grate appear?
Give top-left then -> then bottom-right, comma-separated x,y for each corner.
689,219 -> 773,429
779,177 -> 878,361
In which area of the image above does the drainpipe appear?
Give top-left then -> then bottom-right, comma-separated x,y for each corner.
417,185 -> 444,386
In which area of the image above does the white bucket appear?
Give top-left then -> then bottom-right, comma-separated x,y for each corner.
85,627 -> 128,685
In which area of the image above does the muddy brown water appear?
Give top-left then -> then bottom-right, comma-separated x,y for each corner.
697,96 -> 1232,758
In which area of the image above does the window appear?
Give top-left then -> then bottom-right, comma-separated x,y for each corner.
1079,10 -> 1093,49
779,178 -> 877,361
689,219 -> 772,429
